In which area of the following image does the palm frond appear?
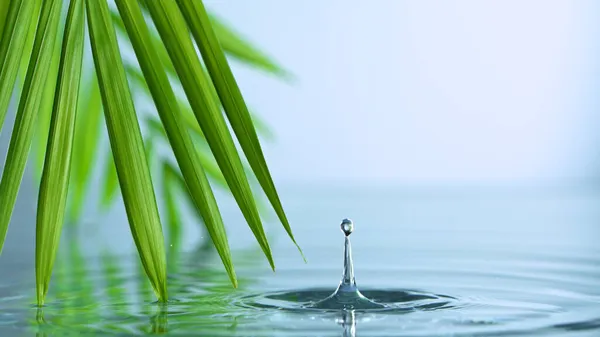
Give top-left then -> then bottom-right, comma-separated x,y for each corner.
0,2 -> 10,37
0,0 -> 61,253
36,0 -> 85,305
0,0 -> 40,136
143,0 -> 274,270
177,0 -> 304,260
0,0 -> 299,303
86,0 -> 168,301
115,0 -> 239,286
207,12 -> 294,81
68,72 -> 103,222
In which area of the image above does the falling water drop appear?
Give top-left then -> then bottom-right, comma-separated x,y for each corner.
341,218 -> 354,236
308,219 -> 385,310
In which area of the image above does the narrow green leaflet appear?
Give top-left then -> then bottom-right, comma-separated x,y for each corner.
145,117 -> 167,138
180,101 -> 206,139
115,0 -> 237,286
177,0 -> 304,260
162,162 -> 182,273
0,0 -> 61,254
194,65 -> 276,142
127,64 -> 206,141
99,148 -> 118,209
115,6 -> 276,143
69,71 -> 103,223
162,164 -> 181,243
36,0 -> 85,305
86,0 -> 167,301
250,113 -> 275,142
144,0 -> 275,269
208,13 -> 292,80
145,137 -> 155,179
146,116 -> 227,189
33,35 -> 62,180
127,2 -> 289,79
109,8 -> 125,32
162,161 -> 201,223
101,136 -> 155,210
111,10 -> 176,76
0,0 -> 9,38
0,0 -> 40,134
16,0 -> 41,91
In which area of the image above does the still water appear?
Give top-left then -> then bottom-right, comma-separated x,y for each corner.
0,184 -> 599,336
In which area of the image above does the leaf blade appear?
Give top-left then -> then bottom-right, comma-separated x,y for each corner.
162,162 -> 182,274
36,0 -> 85,305
0,0 -> 40,134
146,116 -> 228,190
99,148 -> 119,209
86,0 -> 167,301
33,33 -> 62,181
68,71 -> 103,223
177,0 -> 304,260
0,0 -> 9,38
144,0 -> 275,269
115,0 -> 236,286
208,13 -> 293,80
0,0 -> 61,254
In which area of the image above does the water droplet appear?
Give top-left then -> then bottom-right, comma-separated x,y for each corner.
340,218 -> 354,236
308,219 -> 385,310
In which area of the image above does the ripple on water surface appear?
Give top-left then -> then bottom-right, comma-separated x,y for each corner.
1,215 -> 599,336
0,254 -> 599,336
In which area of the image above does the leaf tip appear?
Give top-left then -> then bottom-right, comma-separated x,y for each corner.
296,244 -> 307,264
227,268 -> 238,289
269,259 -> 276,272
260,242 -> 276,272
36,286 -> 46,307
278,70 -> 297,84
157,292 -> 168,303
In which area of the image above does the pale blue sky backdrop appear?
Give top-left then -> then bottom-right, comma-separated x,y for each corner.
209,0 -> 600,185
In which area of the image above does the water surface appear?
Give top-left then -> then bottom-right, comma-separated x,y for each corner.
0,185 -> 598,336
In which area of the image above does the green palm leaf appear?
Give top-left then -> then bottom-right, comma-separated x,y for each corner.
13,0 -> 41,102
0,0 -> 299,302
144,0 -> 275,269
100,148 -> 119,209
177,0 -> 304,260
162,161 -> 182,273
207,12 -> 292,80
115,0 -> 237,286
33,34 -> 62,181
147,116 -> 228,189
69,72 -> 103,222
0,1 -> 9,37
36,0 -> 85,305
86,0 -> 167,301
0,0 -> 61,253
0,0 -> 39,135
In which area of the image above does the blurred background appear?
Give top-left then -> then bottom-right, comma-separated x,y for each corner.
1,0 -> 599,282
228,0 -> 600,185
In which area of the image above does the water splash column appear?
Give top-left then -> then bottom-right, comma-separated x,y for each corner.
309,218 -> 384,310
339,219 -> 356,290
